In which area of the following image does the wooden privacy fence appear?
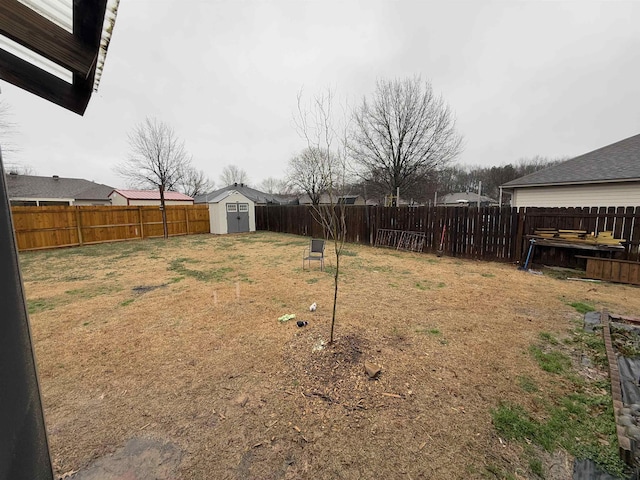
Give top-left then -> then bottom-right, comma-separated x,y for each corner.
256,205 -> 518,261
255,205 -> 640,265
11,205 -> 210,251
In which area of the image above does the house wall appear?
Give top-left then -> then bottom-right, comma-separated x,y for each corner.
109,192 -> 128,206
108,192 -> 193,206
127,199 -> 193,206
10,197 -> 74,206
209,191 -> 255,234
74,199 -> 112,206
512,182 -> 640,208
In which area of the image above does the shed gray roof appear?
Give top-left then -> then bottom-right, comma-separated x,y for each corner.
502,133 -> 640,188
5,174 -> 114,200
203,190 -> 246,204
194,183 -> 291,205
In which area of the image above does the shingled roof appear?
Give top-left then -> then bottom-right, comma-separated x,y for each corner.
5,173 -> 114,201
502,133 -> 640,188
194,183 -> 291,205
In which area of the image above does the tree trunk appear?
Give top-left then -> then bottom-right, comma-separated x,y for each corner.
159,186 -> 168,239
330,251 -> 339,343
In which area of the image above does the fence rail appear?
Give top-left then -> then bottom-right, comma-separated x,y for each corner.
11,205 -> 210,251
255,205 -> 640,267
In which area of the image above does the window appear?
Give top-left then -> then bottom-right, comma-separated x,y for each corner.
238,203 -> 249,212
226,203 -> 237,213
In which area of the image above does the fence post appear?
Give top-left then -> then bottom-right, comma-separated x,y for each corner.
138,206 -> 145,239
74,206 -> 83,246
185,207 -> 190,235
515,208 -> 526,262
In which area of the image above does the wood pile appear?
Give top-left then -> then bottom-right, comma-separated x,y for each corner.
533,229 -> 626,245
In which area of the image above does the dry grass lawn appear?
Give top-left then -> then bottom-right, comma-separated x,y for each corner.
19,232 -> 640,479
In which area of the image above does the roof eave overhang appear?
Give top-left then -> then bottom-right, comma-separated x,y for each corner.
11,196 -> 74,202
501,177 -> 640,190
0,0 -> 117,115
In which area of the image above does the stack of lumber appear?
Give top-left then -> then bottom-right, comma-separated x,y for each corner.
533,229 -> 625,245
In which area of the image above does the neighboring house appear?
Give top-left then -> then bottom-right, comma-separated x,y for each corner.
438,192 -> 497,207
5,173 -> 114,206
109,189 -> 194,206
501,133 -> 640,208
202,189 -> 256,234
194,183 -> 291,206
298,193 -> 366,205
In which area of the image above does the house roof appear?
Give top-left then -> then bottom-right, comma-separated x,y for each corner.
201,190 -> 250,204
194,183 -> 290,205
111,189 -> 194,201
5,173 -> 113,200
502,133 -> 640,188
439,192 -> 497,205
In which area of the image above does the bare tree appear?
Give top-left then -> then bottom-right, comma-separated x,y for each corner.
295,88 -> 349,344
179,166 -> 215,197
436,156 -> 566,201
286,147 -> 337,205
350,76 -> 463,204
116,117 -> 190,239
220,165 -> 249,186
259,177 -> 290,195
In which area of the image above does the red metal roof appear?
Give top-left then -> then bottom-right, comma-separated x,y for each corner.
112,189 -> 194,201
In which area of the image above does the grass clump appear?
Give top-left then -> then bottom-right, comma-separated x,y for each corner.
64,284 -> 121,299
27,298 -> 55,314
517,375 -> 538,393
492,395 -> 625,477
416,326 -> 441,336
492,326 -> 628,478
529,346 -> 571,374
570,302 -> 596,314
169,258 -> 233,283
529,458 -> 543,478
538,331 -> 559,345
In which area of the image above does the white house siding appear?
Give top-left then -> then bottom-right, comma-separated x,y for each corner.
512,182 -> 640,208
74,199 -> 111,206
108,192 -> 193,206
110,193 -> 128,206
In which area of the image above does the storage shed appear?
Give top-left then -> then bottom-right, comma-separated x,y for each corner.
206,190 -> 255,234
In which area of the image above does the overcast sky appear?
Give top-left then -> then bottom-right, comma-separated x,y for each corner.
1,0 -> 639,190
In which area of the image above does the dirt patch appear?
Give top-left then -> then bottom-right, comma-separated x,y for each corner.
68,437 -> 181,480
19,232 -> 640,479
284,330 -> 369,405
131,284 -> 167,294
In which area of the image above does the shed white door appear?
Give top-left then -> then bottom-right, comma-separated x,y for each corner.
226,202 -> 250,233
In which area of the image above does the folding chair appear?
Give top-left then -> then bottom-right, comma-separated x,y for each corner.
303,238 -> 325,271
